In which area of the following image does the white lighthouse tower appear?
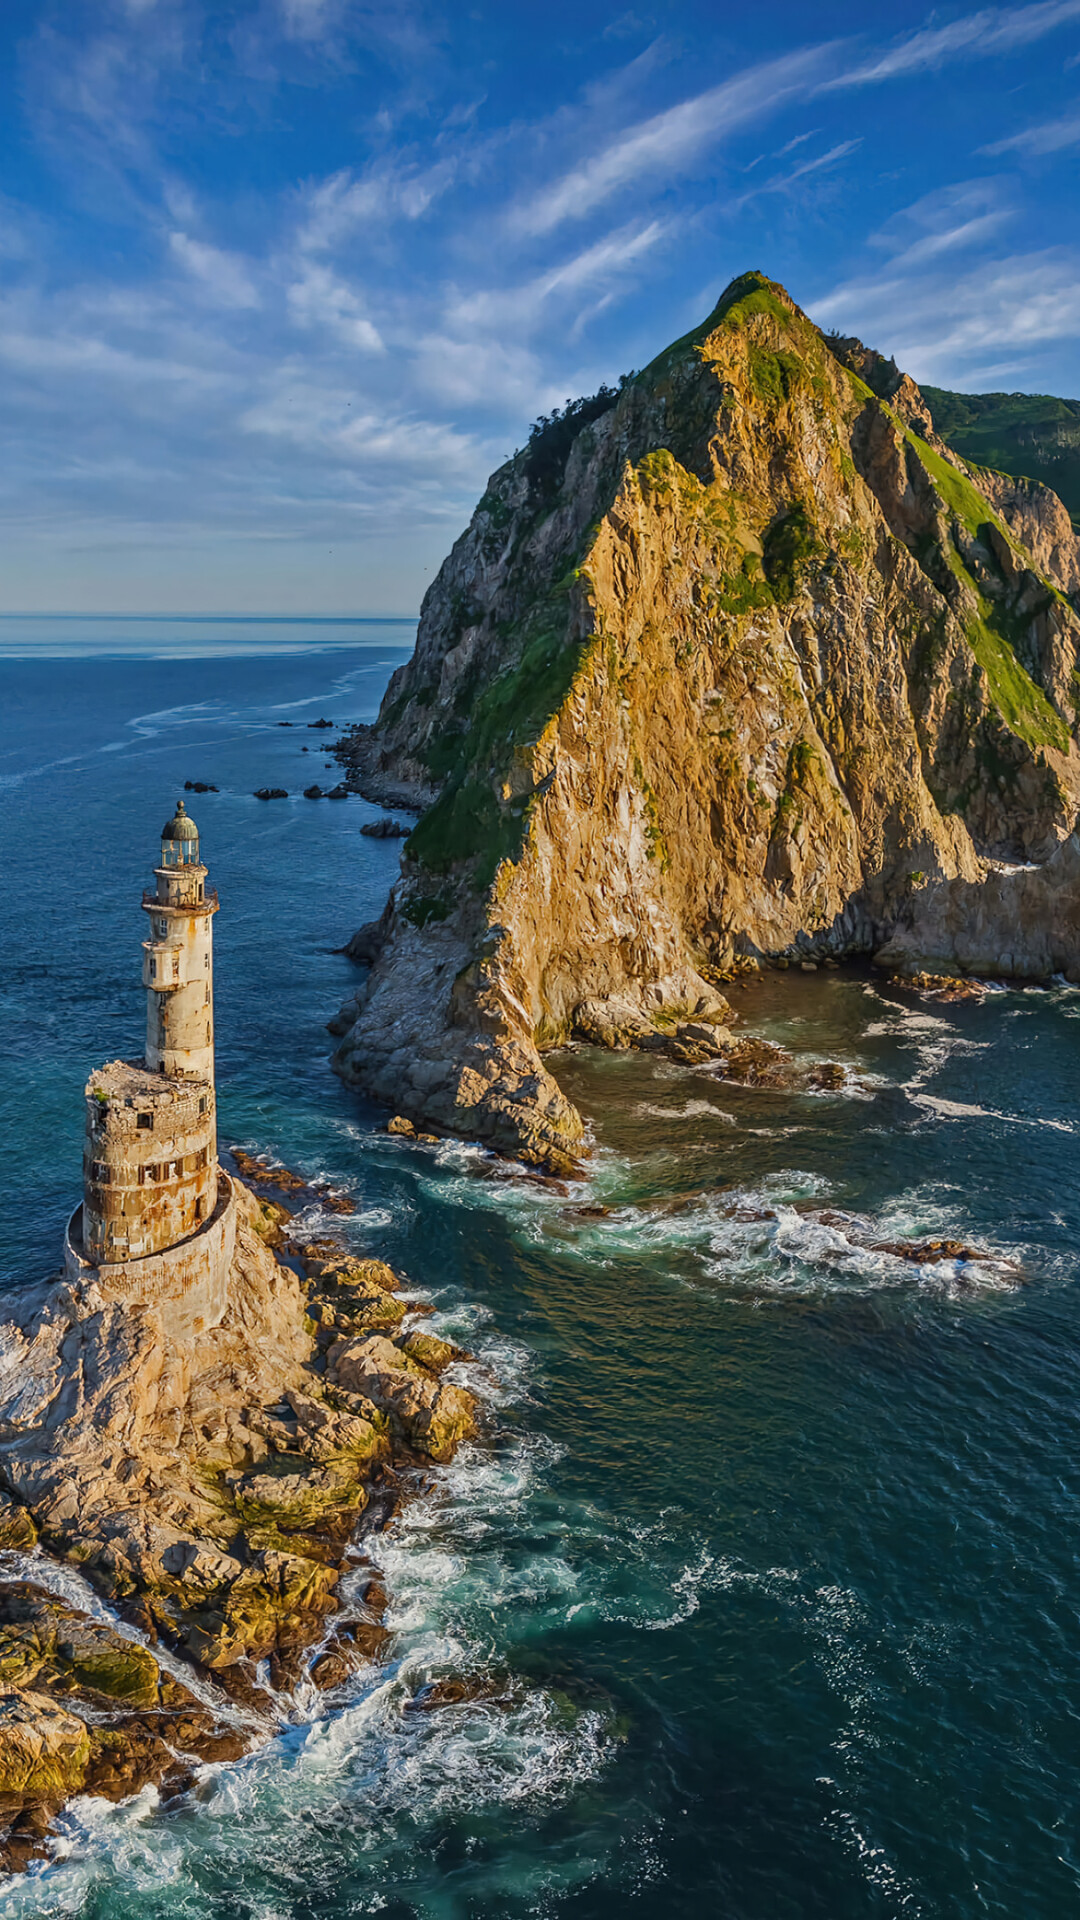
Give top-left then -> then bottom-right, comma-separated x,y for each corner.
64,803 -> 236,1342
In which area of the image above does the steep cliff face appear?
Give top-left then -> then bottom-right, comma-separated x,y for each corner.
332,273 -> 1080,1162
876,831 -> 1080,981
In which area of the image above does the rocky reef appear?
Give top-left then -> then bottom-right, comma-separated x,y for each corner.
0,1171 -> 476,1867
329,271 -> 1080,1162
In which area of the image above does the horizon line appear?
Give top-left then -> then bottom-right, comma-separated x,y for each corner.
0,611 -> 420,623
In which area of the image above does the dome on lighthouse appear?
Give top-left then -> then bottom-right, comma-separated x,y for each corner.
160,800 -> 201,868
162,800 -> 199,842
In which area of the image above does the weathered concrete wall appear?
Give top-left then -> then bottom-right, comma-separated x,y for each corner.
82,1059 -> 216,1263
65,1171 -> 236,1342
142,861 -> 217,1086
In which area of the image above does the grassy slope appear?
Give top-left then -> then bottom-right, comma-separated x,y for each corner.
921,386 -> 1080,527
896,423 -> 1071,754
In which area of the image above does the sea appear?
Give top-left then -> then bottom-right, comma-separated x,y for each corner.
1,617 -> 1079,1920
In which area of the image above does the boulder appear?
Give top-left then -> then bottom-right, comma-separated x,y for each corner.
360,818 -> 410,839
0,1692 -> 90,1806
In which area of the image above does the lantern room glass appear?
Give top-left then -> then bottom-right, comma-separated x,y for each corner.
161,835 -> 200,866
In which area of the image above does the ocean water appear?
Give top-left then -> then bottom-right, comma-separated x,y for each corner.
2,627 -> 1080,1919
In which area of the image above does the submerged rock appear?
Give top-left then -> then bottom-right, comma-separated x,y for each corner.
889,972 -> 987,1001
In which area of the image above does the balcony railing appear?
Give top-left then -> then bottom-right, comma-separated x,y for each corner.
141,890 -> 219,913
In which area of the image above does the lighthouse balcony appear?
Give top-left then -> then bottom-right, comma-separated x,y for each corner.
142,887 -> 219,915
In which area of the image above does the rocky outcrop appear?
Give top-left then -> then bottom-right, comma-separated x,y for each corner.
966,468 -> 1080,598
0,1172 -> 477,1864
876,832 -> 1080,980
330,273 -> 1080,1160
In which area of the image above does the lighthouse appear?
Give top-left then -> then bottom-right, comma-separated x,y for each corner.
142,801 -> 218,1088
65,804 -> 236,1342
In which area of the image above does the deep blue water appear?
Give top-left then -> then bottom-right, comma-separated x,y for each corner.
1,628 -> 1080,1919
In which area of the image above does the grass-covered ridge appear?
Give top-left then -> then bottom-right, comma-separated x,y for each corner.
922,385 -> 1080,526
901,429 -> 1072,755
639,269 -> 791,383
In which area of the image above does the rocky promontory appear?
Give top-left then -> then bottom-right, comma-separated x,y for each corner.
329,271 -> 1080,1161
0,1170 -> 476,1867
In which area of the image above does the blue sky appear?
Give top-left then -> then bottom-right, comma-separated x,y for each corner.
1,0 -> 1079,614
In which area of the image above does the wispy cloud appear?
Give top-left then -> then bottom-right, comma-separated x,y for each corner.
511,45 -> 839,236
728,139 -> 862,215
168,233 -> 261,309
774,128 -> 819,156
813,244 -> 1080,384
286,263 -> 384,351
826,0 -> 1080,87
863,181 -> 1014,271
449,220 -> 669,333
983,103 -> 1080,152
239,371 -> 484,479
296,161 -> 455,250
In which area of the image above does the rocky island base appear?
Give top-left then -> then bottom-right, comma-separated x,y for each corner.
0,1168 -> 477,1871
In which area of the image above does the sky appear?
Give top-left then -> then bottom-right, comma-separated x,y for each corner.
1,0 -> 1079,614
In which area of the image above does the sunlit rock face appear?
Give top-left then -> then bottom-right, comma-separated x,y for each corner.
331,272 -> 1080,1162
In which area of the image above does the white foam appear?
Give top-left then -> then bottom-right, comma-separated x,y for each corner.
911,1092 -> 1074,1133
0,1550 -> 260,1727
633,1100 -> 736,1123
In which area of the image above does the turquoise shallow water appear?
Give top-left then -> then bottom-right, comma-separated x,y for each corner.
1,631 -> 1080,1918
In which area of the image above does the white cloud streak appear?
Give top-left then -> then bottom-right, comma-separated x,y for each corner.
286,264 -> 384,351
826,0 -> 1080,88
449,220 -> 669,333
727,139 -> 862,215
296,161 -> 455,250
983,104 -> 1080,153
813,248 -> 1080,383
512,45 -> 839,236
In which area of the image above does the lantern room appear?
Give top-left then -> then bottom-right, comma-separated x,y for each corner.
161,800 -> 200,867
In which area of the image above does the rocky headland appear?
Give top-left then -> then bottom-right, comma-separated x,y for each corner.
0,1166 -> 476,1868
328,271 -> 1080,1164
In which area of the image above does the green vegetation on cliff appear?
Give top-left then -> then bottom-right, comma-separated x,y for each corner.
922,386 -> 1080,527
407,597 -> 596,884
901,432 -> 1072,754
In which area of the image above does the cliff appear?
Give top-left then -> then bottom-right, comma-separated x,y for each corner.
876,832 -> 1080,980
330,272 -> 1080,1163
